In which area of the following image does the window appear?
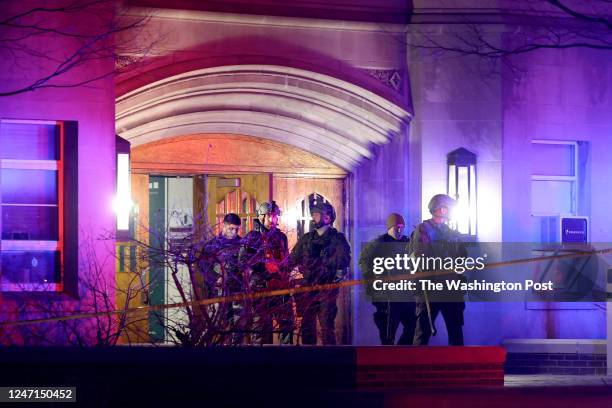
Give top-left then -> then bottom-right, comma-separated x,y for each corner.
215,189 -> 258,234
531,140 -> 578,216
0,120 -> 65,291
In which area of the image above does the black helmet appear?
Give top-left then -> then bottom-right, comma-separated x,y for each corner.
428,194 -> 456,214
257,201 -> 281,217
310,202 -> 336,224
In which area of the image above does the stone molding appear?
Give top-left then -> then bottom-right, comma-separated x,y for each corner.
116,64 -> 412,170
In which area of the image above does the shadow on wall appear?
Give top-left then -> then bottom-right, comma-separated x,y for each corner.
115,35 -> 410,110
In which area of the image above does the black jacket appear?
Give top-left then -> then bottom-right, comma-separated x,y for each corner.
289,227 -> 351,285
359,233 -> 410,301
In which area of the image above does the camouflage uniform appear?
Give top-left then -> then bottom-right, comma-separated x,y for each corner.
359,233 -> 416,345
202,234 -> 246,345
408,220 -> 467,346
243,225 -> 294,345
290,227 -> 351,345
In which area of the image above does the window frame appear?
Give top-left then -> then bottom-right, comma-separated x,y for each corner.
0,119 -> 65,292
531,139 -> 579,217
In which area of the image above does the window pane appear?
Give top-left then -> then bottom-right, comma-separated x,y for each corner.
531,180 -> 573,214
2,205 -> 58,240
0,250 -> 60,284
532,143 -> 575,176
1,169 -> 57,204
0,122 -> 60,160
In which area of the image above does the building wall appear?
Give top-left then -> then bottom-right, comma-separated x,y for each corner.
407,41 -> 504,243
405,28 -> 504,345
499,46 -> 612,341
0,2 -> 116,344
406,19 -> 611,345
116,7 -> 410,106
351,125 -> 414,345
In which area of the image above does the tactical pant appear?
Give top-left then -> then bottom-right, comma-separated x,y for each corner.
251,295 -> 294,345
373,301 -> 416,345
413,301 -> 465,346
226,300 -> 248,346
295,289 -> 338,345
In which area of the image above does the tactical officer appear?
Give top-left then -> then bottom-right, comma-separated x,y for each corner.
290,202 -> 351,345
408,194 -> 467,346
242,201 -> 294,345
203,213 -> 245,345
359,213 -> 416,345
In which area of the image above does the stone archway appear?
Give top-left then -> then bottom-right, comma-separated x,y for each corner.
115,64 -> 411,171
116,64 -> 411,345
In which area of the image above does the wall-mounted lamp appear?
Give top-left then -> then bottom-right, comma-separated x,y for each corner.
447,147 -> 477,236
114,135 -> 133,240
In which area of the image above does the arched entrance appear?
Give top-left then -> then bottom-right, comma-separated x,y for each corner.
116,64 -> 411,345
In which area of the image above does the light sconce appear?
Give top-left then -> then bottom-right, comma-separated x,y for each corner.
447,147 -> 477,236
114,135 -> 133,240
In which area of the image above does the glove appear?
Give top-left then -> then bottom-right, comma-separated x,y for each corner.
289,267 -> 304,287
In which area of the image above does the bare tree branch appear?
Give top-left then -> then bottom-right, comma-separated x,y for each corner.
546,0 -> 612,30
0,0 -> 158,97
409,0 -> 612,73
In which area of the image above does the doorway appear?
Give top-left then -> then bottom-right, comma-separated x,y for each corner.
126,134 -> 350,344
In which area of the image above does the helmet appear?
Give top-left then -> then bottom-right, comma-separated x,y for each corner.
257,201 -> 281,217
428,194 -> 456,214
310,202 -> 336,224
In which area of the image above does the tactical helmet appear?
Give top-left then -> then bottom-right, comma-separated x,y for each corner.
428,194 -> 456,214
310,202 -> 336,223
257,201 -> 281,217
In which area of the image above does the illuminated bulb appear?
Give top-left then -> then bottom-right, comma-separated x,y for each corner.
113,194 -> 133,230
451,199 -> 470,234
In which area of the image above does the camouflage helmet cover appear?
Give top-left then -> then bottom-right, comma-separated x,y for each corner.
428,194 -> 457,214
257,201 -> 282,217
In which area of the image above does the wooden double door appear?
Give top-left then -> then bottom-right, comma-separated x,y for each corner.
194,174 -> 345,250
193,174 -> 271,238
